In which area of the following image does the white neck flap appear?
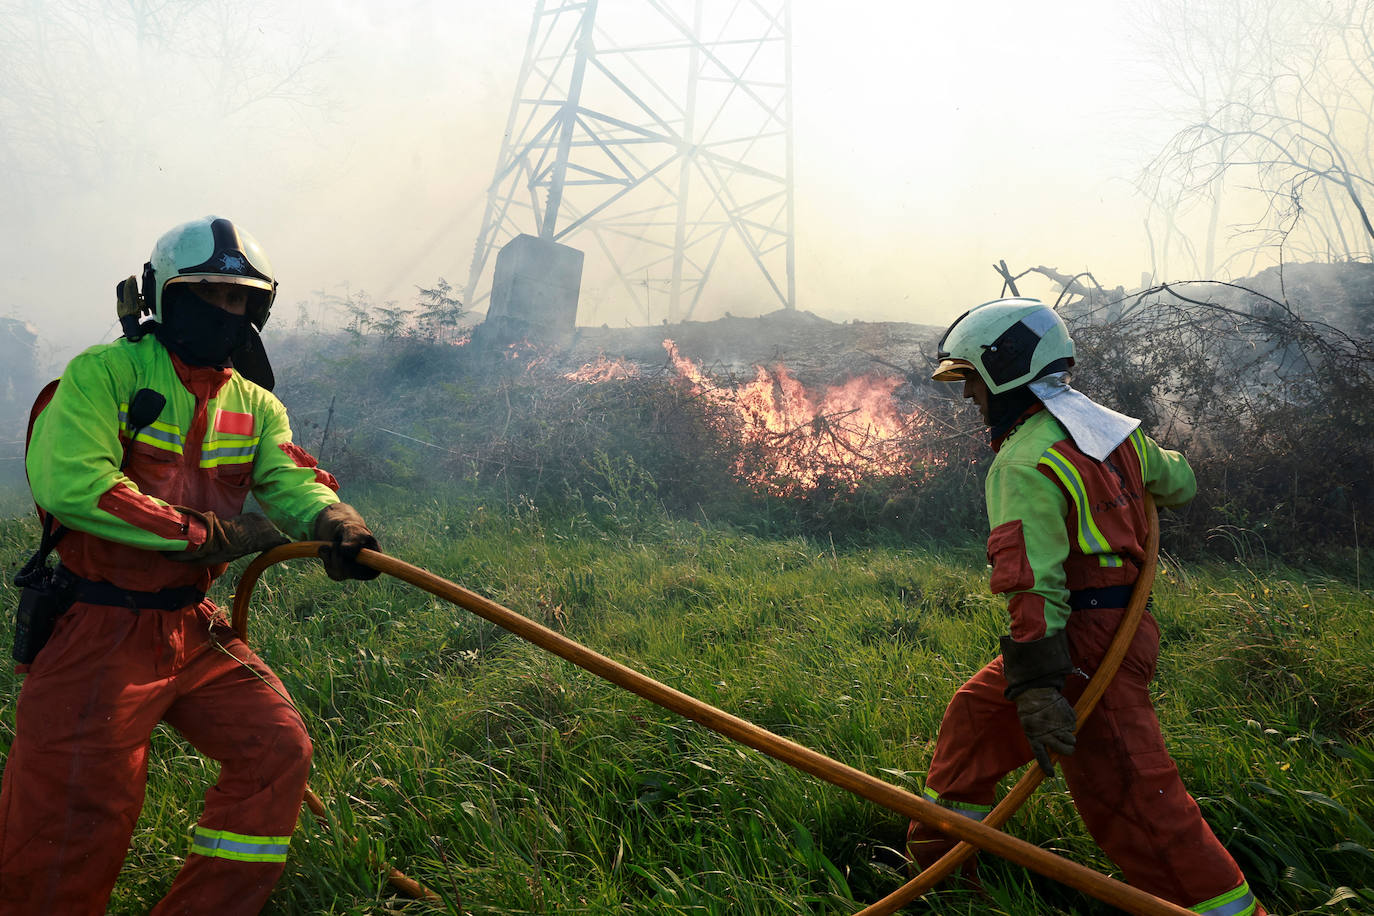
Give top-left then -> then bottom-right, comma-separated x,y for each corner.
1027,372 -> 1140,461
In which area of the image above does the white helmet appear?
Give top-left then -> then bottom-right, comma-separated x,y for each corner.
932,297 -> 1075,394
143,216 -> 277,328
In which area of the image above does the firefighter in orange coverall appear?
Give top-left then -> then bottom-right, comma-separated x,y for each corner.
0,216 -> 379,915
909,298 -> 1267,916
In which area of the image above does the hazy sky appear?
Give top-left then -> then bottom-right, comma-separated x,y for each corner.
1,0 -> 1194,353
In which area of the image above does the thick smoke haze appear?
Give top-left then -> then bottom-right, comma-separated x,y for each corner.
0,0 -> 1226,358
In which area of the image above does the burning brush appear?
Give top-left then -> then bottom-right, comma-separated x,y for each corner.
565,340 -> 950,496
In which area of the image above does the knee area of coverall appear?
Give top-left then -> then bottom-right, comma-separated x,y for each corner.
287,728 -> 314,781
262,722 -> 312,777
254,720 -> 313,788
261,710 -> 313,760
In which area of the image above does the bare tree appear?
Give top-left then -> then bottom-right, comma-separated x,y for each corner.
1136,0 -> 1374,278
0,0 -> 331,202
1133,0 -> 1287,279
993,254 -> 1374,561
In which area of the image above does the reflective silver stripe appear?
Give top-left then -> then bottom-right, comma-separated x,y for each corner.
203,443 -> 258,457
1192,882 -> 1256,916
190,826 -> 291,863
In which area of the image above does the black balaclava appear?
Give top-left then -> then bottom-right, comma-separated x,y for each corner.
984,358 -> 1073,443
155,285 -> 252,368
986,384 -> 1040,443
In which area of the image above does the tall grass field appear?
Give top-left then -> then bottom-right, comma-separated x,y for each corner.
0,482 -> 1370,915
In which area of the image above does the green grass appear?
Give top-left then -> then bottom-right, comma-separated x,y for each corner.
0,484 -> 1370,914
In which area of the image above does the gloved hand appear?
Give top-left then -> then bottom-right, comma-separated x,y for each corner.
116,275 -> 142,320
165,508 -> 289,565
1000,629 -> 1076,776
313,502 -> 380,581
1013,686 -> 1077,775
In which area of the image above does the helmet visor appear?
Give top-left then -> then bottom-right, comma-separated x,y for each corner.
931,358 -> 978,382
165,274 -> 274,292
165,275 -> 275,329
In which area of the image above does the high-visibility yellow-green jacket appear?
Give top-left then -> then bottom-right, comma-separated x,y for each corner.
985,407 -> 1195,642
26,334 -> 339,593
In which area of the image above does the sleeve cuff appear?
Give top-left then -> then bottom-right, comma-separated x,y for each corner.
181,511 -> 208,549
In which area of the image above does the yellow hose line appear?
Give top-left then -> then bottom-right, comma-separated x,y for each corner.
232,512 -> 1188,915
232,543 -> 442,904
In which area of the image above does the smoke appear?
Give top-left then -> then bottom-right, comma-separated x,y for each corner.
0,0 -> 1213,363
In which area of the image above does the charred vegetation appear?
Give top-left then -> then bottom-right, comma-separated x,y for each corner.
266,261 -> 1372,574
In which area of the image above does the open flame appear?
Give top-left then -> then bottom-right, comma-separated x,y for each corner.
504,340 -> 552,373
562,339 -> 949,495
563,354 -> 640,382
660,339 -> 944,494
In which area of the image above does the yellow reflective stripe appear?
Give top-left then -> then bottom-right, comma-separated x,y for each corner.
1108,428 -> 1150,569
203,436 -> 261,451
200,436 -> 260,468
922,785 -> 992,818
1128,428 -> 1149,480
118,403 -> 185,454
1039,447 -> 1112,555
128,433 -> 183,456
1191,881 -> 1256,916
190,826 -> 291,863
199,455 -> 256,469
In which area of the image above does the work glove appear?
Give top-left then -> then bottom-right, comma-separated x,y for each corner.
1013,686 -> 1077,775
116,275 -> 142,320
1000,629 -> 1076,776
313,502 -> 380,581
165,508 -> 289,565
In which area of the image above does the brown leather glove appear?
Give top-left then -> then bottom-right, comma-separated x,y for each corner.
1013,686 -> 1077,775
313,502 -> 380,581
1000,630 -> 1077,775
165,508 -> 289,565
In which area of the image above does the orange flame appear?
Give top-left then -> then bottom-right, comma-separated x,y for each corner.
504,340 -> 551,373
564,354 -> 641,382
661,339 -> 943,494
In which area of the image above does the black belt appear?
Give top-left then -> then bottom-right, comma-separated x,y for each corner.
1069,584 -> 1136,610
64,570 -> 205,611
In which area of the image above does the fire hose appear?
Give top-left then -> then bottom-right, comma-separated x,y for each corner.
855,491 -> 1160,915
232,492 -> 1189,915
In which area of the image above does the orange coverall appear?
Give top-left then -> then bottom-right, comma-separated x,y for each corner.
910,407 -> 1264,916
0,337 -> 339,914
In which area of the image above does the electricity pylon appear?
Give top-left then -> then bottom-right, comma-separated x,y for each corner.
465,0 -> 795,325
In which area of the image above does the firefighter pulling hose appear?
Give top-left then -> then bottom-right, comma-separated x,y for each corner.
1,219 -> 1266,914
233,542 -> 1197,916
857,488 -> 1159,916
906,298 -> 1268,916
0,217 -> 380,914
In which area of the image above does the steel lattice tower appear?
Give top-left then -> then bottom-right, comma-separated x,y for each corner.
465,0 -> 794,325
